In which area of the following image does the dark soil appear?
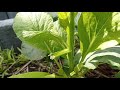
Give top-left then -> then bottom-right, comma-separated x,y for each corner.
2,59 -> 59,78
2,58 -> 119,78
85,63 -> 120,78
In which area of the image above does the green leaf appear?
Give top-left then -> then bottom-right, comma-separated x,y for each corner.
9,72 -> 55,78
56,68 -> 68,78
71,66 -> 89,78
106,12 -> 120,43
58,12 -> 70,29
78,12 -> 113,58
74,12 -> 81,26
114,71 -> 120,78
13,12 -> 53,37
58,12 -> 78,29
52,20 -> 67,42
84,46 -> 120,70
13,12 -> 66,54
75,12 -> 120,73
50,49 -> 70,59
97,40 -> 118,50
21,43 -> 47,60
74,49 -> 81,66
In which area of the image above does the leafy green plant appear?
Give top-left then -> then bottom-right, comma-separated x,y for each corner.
0,48 -> 16,72
9,72 -> 55,78
0,47 -> 30,78
11,12 -> 120,78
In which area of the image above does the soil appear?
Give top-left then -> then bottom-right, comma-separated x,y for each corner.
85,63 -> 120,78
2,58 -> 120,78
2,58 -> 59,78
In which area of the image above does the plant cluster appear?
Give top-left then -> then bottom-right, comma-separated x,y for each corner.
4,12 -> 120,78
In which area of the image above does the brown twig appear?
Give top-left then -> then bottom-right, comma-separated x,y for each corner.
2,60 -> 20,78
94,70 -> 110,78
14,60 -> 33,75
26,66 -> 29,72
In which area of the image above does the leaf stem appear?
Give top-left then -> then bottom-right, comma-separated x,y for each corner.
67,12 -> 75,72
44,41 -> 62,69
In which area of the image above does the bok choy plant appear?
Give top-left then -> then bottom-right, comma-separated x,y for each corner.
10,12 -> 120,78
